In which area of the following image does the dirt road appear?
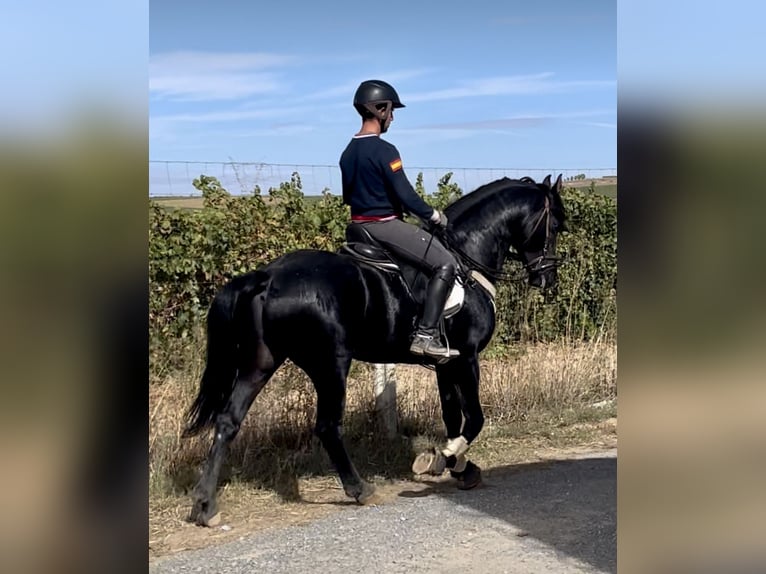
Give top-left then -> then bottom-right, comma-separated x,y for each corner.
150,448 -> 616,574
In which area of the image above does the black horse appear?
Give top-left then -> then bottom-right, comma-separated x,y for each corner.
183,174 -> 567,526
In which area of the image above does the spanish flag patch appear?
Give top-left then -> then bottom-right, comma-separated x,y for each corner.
389,158 -> 403,172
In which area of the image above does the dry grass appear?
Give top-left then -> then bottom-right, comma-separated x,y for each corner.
149,339 -> 615,556
149,338 -> 615,495
396,341 -> 616,425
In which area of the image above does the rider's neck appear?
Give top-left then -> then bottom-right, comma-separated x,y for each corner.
356,118 -> 382,137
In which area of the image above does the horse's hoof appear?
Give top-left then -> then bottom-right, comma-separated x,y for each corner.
189,499 -> 220,527
353,481 -> 375,504
451,461 -> 482,490
412,448 -> 446,476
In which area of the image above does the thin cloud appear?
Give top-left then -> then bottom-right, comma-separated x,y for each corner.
299,68 -> 435,102
392,128 -> 494,144
150,73 -> 284,102
419,117 -> 551,130
149,50 -> 298,101
406,73 -> 615,102
574,121 -> 617,129
232,124 -> 316,137
152,103 -> 313,123
154,68 -> 434,120
414,109 -> 616,131
150,51 -> 296,73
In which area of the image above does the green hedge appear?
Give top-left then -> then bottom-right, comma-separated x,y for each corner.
149,173 -> 616,365
492,187 -> 617,347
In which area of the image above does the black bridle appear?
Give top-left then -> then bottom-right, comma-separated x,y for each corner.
514,194 -> 562,276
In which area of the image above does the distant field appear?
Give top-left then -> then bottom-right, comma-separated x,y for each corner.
151,196 -> 210,209
151,194 -> 325,210
589,183 -> 616,197
568,177 -> 617,198
151,178 -> 616,209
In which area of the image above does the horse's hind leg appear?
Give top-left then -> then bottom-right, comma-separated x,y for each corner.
300,354 -> 375,504
190,347 -> 283,526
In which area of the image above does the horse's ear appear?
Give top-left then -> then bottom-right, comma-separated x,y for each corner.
554,174 -> 563,192
542,174 -> 552,188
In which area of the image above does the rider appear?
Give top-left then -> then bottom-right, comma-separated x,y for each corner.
339,79 -> 459,360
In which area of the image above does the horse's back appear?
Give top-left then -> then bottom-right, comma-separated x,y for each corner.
256,249 -> 416,362
262,249 -> 367,306
257,250 -> 368,351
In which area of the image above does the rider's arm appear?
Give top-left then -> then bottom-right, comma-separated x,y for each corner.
380,148 -> 435,222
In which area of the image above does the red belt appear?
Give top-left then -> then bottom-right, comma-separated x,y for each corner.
351,214 -> 399,222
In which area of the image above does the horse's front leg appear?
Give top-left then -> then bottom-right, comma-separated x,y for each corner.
412,354 -> 483,489
448,354 -> 483,489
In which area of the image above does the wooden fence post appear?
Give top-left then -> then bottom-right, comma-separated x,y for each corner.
373,363 -> 398,438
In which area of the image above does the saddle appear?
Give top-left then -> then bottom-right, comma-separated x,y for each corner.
338,223 -> 465,319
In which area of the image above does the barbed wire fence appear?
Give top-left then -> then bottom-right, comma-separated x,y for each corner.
149,160 -> 617,197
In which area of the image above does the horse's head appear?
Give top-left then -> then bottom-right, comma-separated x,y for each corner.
441,174 -> 569,289
513,174 -> 568,289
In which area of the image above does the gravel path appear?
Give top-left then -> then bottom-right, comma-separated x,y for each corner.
150,450 -> 615,574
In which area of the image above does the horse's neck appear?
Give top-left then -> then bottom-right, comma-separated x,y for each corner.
450,193 -> 526,275
454,220 -> 513,273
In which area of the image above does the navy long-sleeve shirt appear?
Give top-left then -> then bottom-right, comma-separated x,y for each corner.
339,134 -> 435,221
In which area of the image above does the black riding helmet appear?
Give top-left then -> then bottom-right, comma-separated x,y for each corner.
353,80 -> 405,126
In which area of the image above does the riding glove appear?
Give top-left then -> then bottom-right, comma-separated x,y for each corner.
429,209 -> 449,229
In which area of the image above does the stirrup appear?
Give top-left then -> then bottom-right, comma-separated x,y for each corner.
409,333 -> 459,360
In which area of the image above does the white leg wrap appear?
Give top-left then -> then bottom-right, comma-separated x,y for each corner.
442,435 -> 469,458
451,454 -> 467,473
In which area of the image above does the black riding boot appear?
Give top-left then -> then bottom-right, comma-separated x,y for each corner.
410,263 -> 460,360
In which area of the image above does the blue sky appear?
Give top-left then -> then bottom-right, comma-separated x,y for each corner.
150,0 -> 616,195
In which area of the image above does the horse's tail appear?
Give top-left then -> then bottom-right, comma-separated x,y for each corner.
182,270 -> 270,438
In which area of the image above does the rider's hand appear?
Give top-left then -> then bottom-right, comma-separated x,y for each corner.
429,210 -> 448,229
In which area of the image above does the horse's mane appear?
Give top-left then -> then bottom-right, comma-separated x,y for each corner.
445,176 -> 545,223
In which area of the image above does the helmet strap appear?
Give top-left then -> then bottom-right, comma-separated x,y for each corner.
362,101 -> 392,123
